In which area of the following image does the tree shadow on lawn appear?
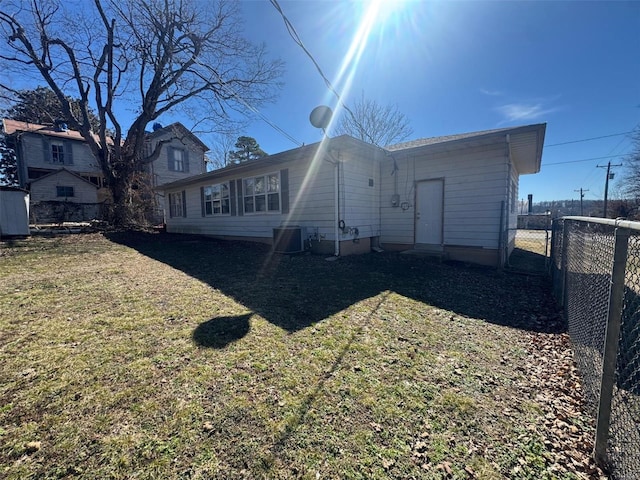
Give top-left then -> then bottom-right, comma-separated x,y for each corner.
193,313 -> 252,348
107,232 -> 565,339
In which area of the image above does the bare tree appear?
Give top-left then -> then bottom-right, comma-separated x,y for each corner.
0,0 -> 283,226
621,127 -> 640,200
207,133 -> 237,170
333,92 -> 413,147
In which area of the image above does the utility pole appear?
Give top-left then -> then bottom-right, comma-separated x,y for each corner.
597,161 -> 623,218
574,188 -> 588,216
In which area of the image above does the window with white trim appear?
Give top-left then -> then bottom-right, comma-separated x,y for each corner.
243,172 -> 280,213
204,183 -> 230,215
169,191 -> 186,217
51,141 -> 65,164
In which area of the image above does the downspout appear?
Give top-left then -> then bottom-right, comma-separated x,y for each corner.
334,158 -> 340,256
502,134 -> 513,268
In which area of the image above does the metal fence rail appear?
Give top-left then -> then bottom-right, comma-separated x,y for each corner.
551,217 -> 640,479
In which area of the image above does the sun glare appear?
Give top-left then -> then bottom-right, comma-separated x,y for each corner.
276,0 -> 414,251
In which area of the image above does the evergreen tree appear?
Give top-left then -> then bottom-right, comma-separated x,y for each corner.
229,136 -> 268,163
0,132 -> 19,187
3,87 -> 101,133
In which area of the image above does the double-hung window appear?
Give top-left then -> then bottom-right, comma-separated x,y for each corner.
51,141 -> 65,164
243,173 -> 280,214
170,148 -> 186,172
203,183 -> 230,215
169,191 -> 186,218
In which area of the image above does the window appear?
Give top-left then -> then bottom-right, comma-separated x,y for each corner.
169,148 -> 186,172
243,173 -> 280,214
56,186 -> 74,197
203,183 -> 230,215
169,191 -> 186,218
51,141 -> 65,164
83,175 -> 103,187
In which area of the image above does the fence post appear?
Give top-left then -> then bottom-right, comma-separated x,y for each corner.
560,219 -> 570,308
594,226 -> 630,466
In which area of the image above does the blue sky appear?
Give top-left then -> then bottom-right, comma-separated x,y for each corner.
4,1 -> 638,202
203,0 -> 638,203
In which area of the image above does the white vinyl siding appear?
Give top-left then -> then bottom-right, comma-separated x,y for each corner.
380,142 -> 510,249
164,151 -> 381,244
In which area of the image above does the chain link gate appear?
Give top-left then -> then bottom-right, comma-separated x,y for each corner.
506,226 -> 552,274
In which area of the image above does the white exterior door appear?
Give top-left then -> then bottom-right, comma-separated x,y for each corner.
415,179 -> 443,246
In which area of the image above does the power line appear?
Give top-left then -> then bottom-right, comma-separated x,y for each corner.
545,131 -> 633,147
269,0 -> 378,145
189,51 -> 303,147
544,154 -> 624,166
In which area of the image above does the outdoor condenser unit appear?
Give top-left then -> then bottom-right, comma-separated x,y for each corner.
273,226 -> 304,254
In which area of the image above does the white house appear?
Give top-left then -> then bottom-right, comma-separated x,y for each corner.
160,123 -> 546,267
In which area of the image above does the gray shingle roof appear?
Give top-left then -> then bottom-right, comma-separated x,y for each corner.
385,126 -> 520,151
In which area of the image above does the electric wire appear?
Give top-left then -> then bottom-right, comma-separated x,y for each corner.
543,154 -> 625,166
269,0 -> 378,146
189,52 -> 303,147
545,131 -> 633,147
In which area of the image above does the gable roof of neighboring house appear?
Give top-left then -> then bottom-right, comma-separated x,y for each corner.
2,119 -> 207,152
29,168 -> 98,188
386,123 -> 546,175
157,134 -> 382,191
2,118 -> 110,144
145,122 -> 209,152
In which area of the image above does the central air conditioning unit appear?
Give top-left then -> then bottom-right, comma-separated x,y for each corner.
273,226 -> 304,254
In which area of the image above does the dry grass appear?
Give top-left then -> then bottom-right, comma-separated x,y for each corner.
0,233 -> 597,479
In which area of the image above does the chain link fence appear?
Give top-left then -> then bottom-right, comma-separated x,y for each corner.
551,217 -> 640,479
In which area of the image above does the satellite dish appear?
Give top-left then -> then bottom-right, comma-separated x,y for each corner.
309,105 -> 333,130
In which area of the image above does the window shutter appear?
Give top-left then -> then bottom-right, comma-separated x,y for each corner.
200,186 -> 205,217
168,147 -> 175,171
280,168 -> 289,214
63,140 -> 73,165
229,180 -> 237,216
182,190 -> 187,217
236,179 -> 243,216
168,193 -> 174,218
184,149 -> 189,173
42,137 -> 50,163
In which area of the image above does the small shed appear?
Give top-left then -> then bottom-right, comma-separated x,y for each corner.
0,186 -> 30,237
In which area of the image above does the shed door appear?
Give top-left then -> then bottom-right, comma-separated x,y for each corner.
415,179 -> 443,246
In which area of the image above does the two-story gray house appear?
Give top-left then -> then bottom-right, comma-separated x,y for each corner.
1,119 -> 207,222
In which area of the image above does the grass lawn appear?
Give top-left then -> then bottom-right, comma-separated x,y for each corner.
0,233 -> 602,479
